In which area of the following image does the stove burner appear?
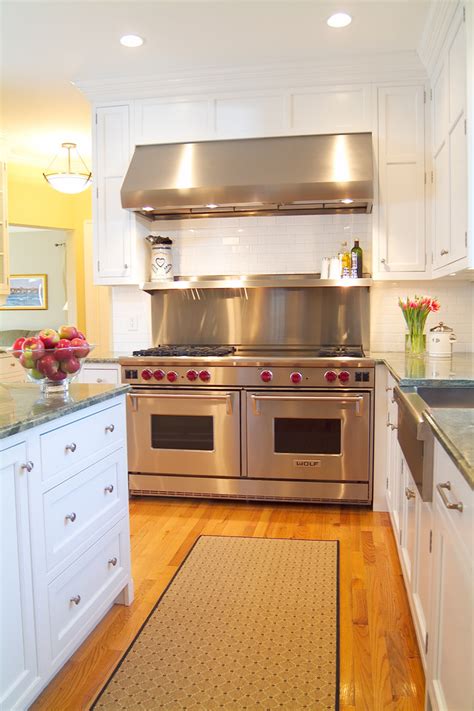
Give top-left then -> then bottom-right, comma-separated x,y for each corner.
315,346 -> 365,358
132,345 -> 237,357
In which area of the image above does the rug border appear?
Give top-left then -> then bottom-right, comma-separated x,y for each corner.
90,534 -> 340,710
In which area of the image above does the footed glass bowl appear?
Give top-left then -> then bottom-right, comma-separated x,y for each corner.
9,344 -> 95,395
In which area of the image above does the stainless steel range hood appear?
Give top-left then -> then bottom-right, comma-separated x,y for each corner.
121,133 -> 373,220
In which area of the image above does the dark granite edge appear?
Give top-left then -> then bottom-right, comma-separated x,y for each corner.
374,354 -> 474,387
0,384 -> 130,440
424,410 -> 474,489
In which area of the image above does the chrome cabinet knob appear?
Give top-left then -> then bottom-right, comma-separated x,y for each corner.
21,461 -> 34,472
385,387 -> 393,392
65,442 -> 77,452
440,249 -> 449,256
70,595 -> 81,605
96,378 -> 104,383
104,484 -> 114,494
405,487 -> 416,500
65,512 -> 77,522
380,258 -> 386,264
124,264 -> 129,269
105,424 -> 115,433
108,557 -> 118,566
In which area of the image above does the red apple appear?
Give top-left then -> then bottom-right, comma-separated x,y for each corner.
37,353 -> 59,376
58,325 -> 78,341
39,328 -> 60,349
23,337 -> 45,360
54,339 -> 73,361
47,368 -> 67,382
59,355 -> 81,374
70,337 -> 90,358
76,331 -> 86,340
11,337 -> 26,357
20,352 -> 36,369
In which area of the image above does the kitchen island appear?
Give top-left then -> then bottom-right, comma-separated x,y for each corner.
0,382 -> 133,711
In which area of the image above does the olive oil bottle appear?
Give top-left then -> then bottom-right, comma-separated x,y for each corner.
350,240 -> 363,278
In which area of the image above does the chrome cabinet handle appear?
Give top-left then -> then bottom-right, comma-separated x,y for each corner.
440,249 -> 449,256
65,442 -> 77,452
65,512 -> 77,522
70,595 -> 81,605
104,484 -> 114,493
21,461 -> 34,472
108,557 -> 118,566
437,481 -> 463,512
105,424 -> 115,433
385,387 -> 393,392
405,487 -> 416,500
380,258 -> 386,264
386,420 -> 397,430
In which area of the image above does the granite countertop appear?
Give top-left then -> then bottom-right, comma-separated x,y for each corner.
0,383 -> 130,440
373,351 -> 474,386
87,350 -> 131,363
424,408 -> 474,488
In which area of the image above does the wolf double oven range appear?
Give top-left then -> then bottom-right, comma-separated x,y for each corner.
120,344 -> 375,504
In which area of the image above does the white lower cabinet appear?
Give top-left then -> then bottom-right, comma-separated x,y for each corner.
426,442 -> 473,711
0,394 -> 133,710
0,444 -> 39,711
78,363 -> 121,385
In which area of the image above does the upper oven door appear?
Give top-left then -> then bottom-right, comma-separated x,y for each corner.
246,390 -> 371,482
127,389 -> 241,477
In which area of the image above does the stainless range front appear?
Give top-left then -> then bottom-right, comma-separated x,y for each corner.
121,347 -> 375,505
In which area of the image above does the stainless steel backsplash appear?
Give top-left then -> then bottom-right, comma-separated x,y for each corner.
151,287 -> 370,350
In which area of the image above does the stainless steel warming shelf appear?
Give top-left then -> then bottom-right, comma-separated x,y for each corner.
142,274 -> 373,292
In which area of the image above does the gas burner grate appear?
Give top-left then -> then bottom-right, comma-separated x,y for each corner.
315,346 -> 365,358
132,345 -> 237,357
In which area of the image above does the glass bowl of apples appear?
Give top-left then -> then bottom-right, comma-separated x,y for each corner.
10,326 -> 94,395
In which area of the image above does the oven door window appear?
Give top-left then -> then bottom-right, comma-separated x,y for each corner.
151,415 -> 214,451
274,417 -> 341,455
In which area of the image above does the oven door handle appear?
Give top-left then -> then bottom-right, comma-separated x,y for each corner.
250,394 -> 364,416
129,392 -> 234,415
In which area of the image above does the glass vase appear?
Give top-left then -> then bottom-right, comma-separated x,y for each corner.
405,331 -> 426,357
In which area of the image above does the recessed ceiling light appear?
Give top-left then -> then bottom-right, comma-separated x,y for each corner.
327,12 -> 352,28
341,198 -> 353,204
120,34 -> 144,48
206,203 -> 218,209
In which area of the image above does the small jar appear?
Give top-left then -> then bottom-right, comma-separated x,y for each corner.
146,235 -> 173,281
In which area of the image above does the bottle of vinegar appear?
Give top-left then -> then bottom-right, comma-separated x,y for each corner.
351,240 -> 363,278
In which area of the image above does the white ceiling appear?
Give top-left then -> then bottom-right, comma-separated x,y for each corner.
2,0 -> 433,167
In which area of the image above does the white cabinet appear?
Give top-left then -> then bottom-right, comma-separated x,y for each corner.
427,442 -> 473,711
0,394 -> 133,709
431,6 -> 468,274
78,363 -> 121,385
0,161 -> 10,297
0,354 -> 25,383
385,373 -> 399,517
0,443 -> 39,710
400,458 -> 418,586
375,85 -> 427,277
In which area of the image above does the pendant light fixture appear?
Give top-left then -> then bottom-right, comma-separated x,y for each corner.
43,142 -> 92,194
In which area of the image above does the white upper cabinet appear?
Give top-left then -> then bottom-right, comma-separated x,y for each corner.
135,98 -> 213,144
431,6 -> 468,274
375,85 -> 427,277
0,160 -> 10,297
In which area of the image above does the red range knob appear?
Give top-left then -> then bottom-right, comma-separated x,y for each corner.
153,369 -> 165,381
186,369 -> 199,381
338,370 -> 350,383
199,370 -> 211,382
290,371 -> 303,384
260,370 -> 273,383
167,371 -> 178,383
141,369 -> 153,381
324,370 -> 337,383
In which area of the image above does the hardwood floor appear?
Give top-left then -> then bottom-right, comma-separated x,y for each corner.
31,499 -> 425,711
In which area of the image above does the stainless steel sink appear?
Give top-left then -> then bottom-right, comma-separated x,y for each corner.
415,386 -> 474,409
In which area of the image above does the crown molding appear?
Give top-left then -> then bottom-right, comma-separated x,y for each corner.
75,52 -> 428,104
418,0 -> 459,77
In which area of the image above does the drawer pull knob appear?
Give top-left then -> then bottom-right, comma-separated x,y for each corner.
65,512 -> 77,522
65,442 -> 77,453
385,387 -> 393,392
104,484 -> 114,494
105,424 -> 115,433
437,481 -> 463,512
97,378 -> 104,383
108,557 -> 118,566
405,487 -> 416,500
440,249 -> 449,256
21,461 -> 34,472
70,595 -> 81,605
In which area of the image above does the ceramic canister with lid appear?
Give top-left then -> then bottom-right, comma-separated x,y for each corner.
427,321 -> 457,358
146,235 -> 174,281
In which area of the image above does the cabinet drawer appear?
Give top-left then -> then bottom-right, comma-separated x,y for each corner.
43,449 -> 127,572
47,518 -> 129,661
81,367 -> 120,384
0,355 -> 24,381
40,404 -> 124,481
434,444 -> 472,548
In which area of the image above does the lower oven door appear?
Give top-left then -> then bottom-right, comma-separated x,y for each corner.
127,389 -> 241,477
246,390 -> 371,482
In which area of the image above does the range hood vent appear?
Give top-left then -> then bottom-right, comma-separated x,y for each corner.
121,133 -> 373,220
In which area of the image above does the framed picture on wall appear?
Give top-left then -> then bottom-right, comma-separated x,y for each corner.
1,274 -> 48,310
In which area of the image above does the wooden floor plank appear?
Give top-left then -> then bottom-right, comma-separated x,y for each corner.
30,499 -> 425,710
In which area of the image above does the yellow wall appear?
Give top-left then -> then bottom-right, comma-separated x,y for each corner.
7,162 -> 92,331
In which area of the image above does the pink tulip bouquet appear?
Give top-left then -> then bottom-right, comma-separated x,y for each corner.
398,295 -> 441,355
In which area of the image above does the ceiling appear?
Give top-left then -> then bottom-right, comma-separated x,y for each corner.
2,0 -> 433,168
